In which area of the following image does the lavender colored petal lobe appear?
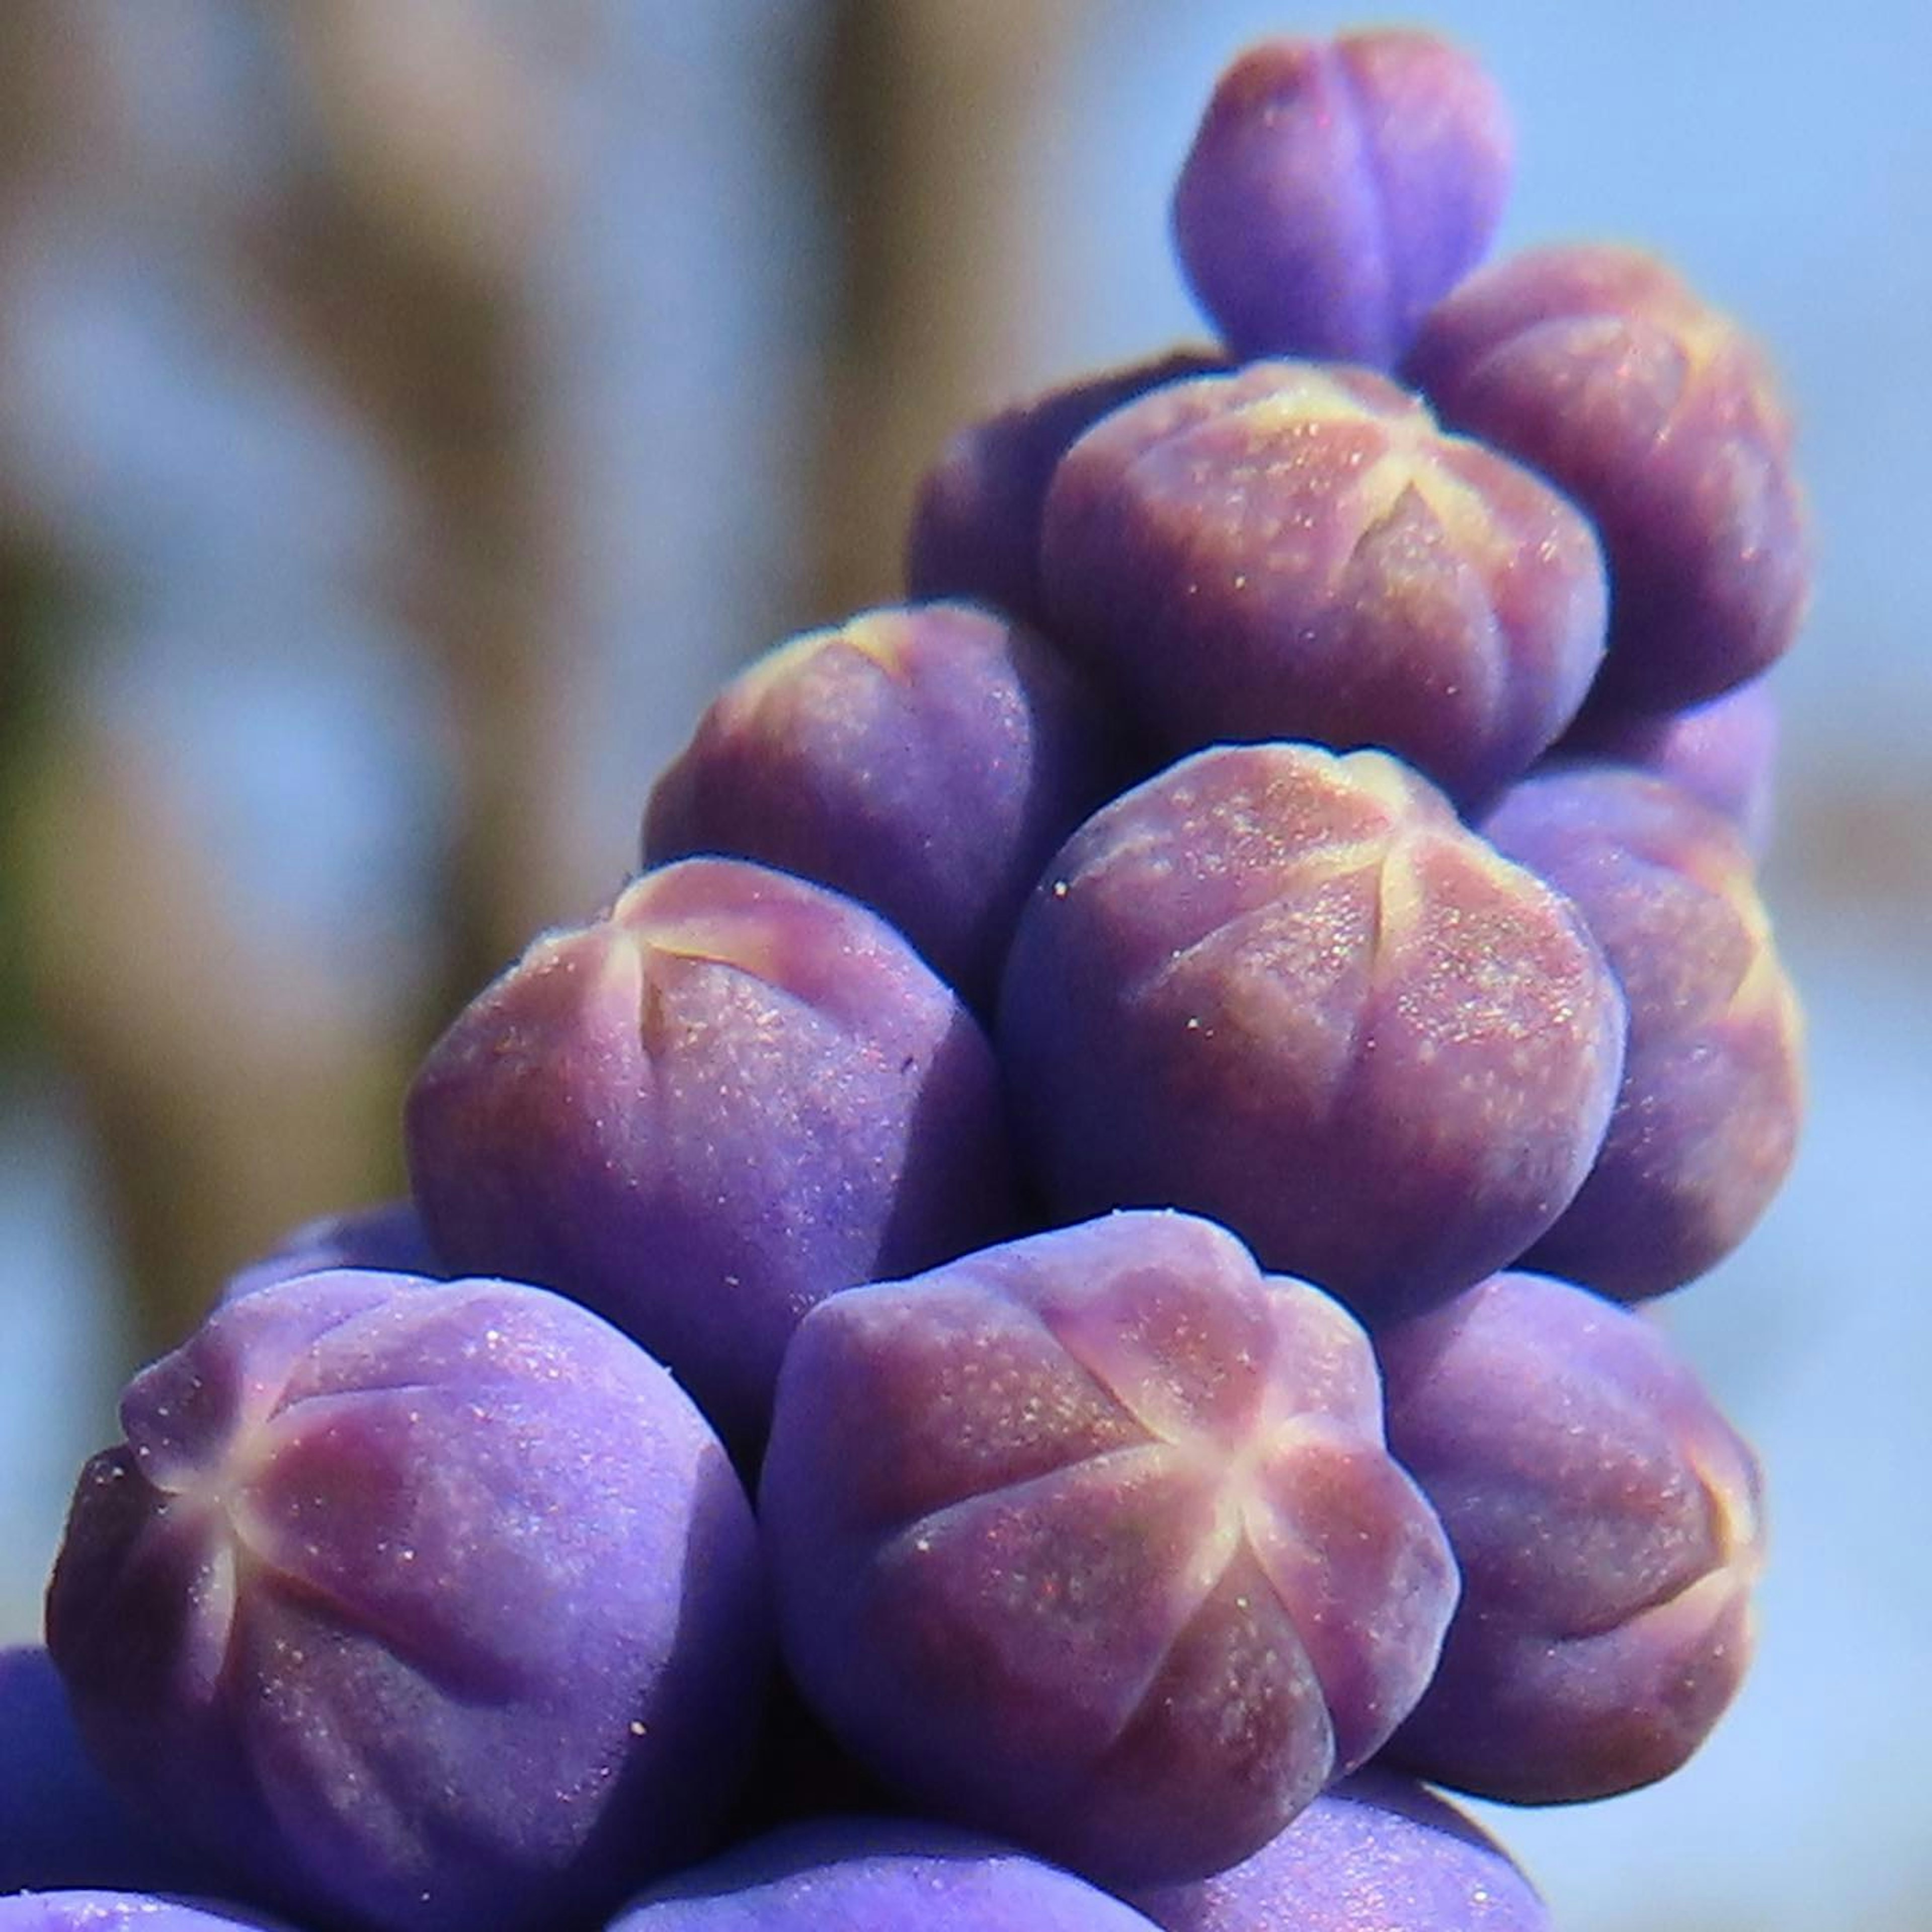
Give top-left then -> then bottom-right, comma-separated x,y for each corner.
1172,30 -> 1512,366
612,1819 -> 1165,1931
45,1273 -> 772,1932
1128,1768 -> 1548,1932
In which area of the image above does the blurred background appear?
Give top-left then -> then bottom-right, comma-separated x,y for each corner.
0,2 -> 1925,1926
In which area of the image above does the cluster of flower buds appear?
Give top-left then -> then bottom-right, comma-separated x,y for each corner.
9,24 -> 1804,1932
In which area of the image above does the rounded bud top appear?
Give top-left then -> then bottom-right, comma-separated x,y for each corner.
1173,30 -> 1513,366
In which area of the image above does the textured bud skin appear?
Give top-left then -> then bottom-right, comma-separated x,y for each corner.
1041,362 -> 1606,809
1378,1272 -> 1765,1803
406,857 -> 1018,1446
1485,767 -> 1804,1299
997,745 -> 1627,1326
759,1212 -> 1457,1888
643,603 -> 1131,1011
1405,244 -> 1808,711
0,1899 -> 287,1932
45,1275 -> 772,1932
219,1199 -> 445,1305
614,1819 -> 1165,1931
1128,1767 -> 1548,1932
906,349 -> 1225,628
0,1647 -> 205,1896
1173,31 -> 1512,367
1551,677 -> 1779,856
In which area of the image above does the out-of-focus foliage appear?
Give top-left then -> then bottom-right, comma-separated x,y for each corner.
0,538 -> 76,1064
0,0 -> 832,1355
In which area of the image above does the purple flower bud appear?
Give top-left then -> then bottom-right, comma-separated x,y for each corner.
907,350 -> 1225,628
614,1819 -> 1166,1931
0,1898 -> 288,1932
1378,1272 -> 1766,1802
1406,244 -> 1809,711
1484,766 -> 1804,1299
643,603 -> 1131,1011
998,744 -> 1627,1325
1128,1768 -> 1548,1932
760,1212 -> 1457,1887
1040,363 -> 1606,809
407,858 -> 1018,1447
219,1199 -> 446,1305
1551,677 -> 1779,856
1173,31 -> 1513,367
0,1646 -> 205,1896
46,1274 -> 772,1932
